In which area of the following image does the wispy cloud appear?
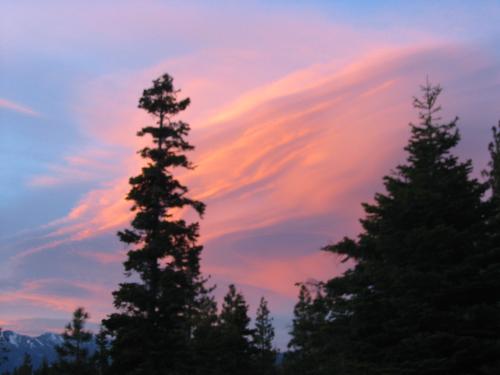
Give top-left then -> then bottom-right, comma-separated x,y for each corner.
27,148 -> 123,188
0,98 -> 40,117
5,43 -> 500,332
0,278 -> 110,315
2,0 -> 500,341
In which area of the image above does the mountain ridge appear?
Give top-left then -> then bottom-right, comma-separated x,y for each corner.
0,330 -> 95,372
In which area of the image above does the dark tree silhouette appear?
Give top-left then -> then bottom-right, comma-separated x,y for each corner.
103,73 -> 207,375
190,292 -> 219,375
54,307 -> 93,375
253,297 -> 277,375
286,83 -> 500,374
479,122 -> 500,374
485,122 -> 500,199
92,327 -> 109,375
286,285 -> 327,375
216,284 -> 254,375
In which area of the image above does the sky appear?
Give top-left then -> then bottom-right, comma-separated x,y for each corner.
1,0 -> 500,348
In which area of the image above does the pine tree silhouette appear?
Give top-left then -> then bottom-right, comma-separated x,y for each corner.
103,73 -> 208,375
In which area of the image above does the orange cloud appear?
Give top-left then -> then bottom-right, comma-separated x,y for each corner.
7,42 -> 499,329
18,45 -> 479,247
206,252 -> 349,299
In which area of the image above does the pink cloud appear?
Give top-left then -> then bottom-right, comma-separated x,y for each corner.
29,45 -> 495,271
27,148 -> 123,188
0,279 -> 111,320
206,252 -> 349,299
77,250 -> 126,265
0,98 -> 39,117
5,40 -> 500,335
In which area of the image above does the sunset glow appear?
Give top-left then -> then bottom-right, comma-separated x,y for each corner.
2,0 -> 500,348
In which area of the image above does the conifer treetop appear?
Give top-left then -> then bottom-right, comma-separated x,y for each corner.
138,73 -> 190,117
405,80 -> 460,168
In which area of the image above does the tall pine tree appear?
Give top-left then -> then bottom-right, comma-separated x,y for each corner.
289,82 -> 500,374
285,285 -> 328,375
216,285 -> 254,375
253,297 -> 276,375
103,73 -> 207,375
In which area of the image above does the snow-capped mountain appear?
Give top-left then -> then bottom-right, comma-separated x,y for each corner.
0,330 -> 95,372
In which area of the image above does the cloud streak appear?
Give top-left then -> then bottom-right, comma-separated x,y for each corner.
2,2 -> 500,346
4,44 -> 499,330
0,98 -> 39,117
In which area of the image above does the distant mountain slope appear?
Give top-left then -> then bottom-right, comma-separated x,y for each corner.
0,330 -> 95,373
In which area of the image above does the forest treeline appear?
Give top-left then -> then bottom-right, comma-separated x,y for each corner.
1,74 -> 499,375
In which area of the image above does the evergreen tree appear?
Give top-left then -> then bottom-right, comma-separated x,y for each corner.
288,285 -> 313,357
478,122 -> 500,374
285,285 -> 327,375
253,297 -> 276,375
17,354 -> 32,375
92,328 -> 109,375
54,307 -> 93,375
103,73 -> 207,375
485,122 -> 500,199
191,292 -> 219,375
290,82 -> 500,374
216,284 -> 254,375
485,123 -> 500,253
